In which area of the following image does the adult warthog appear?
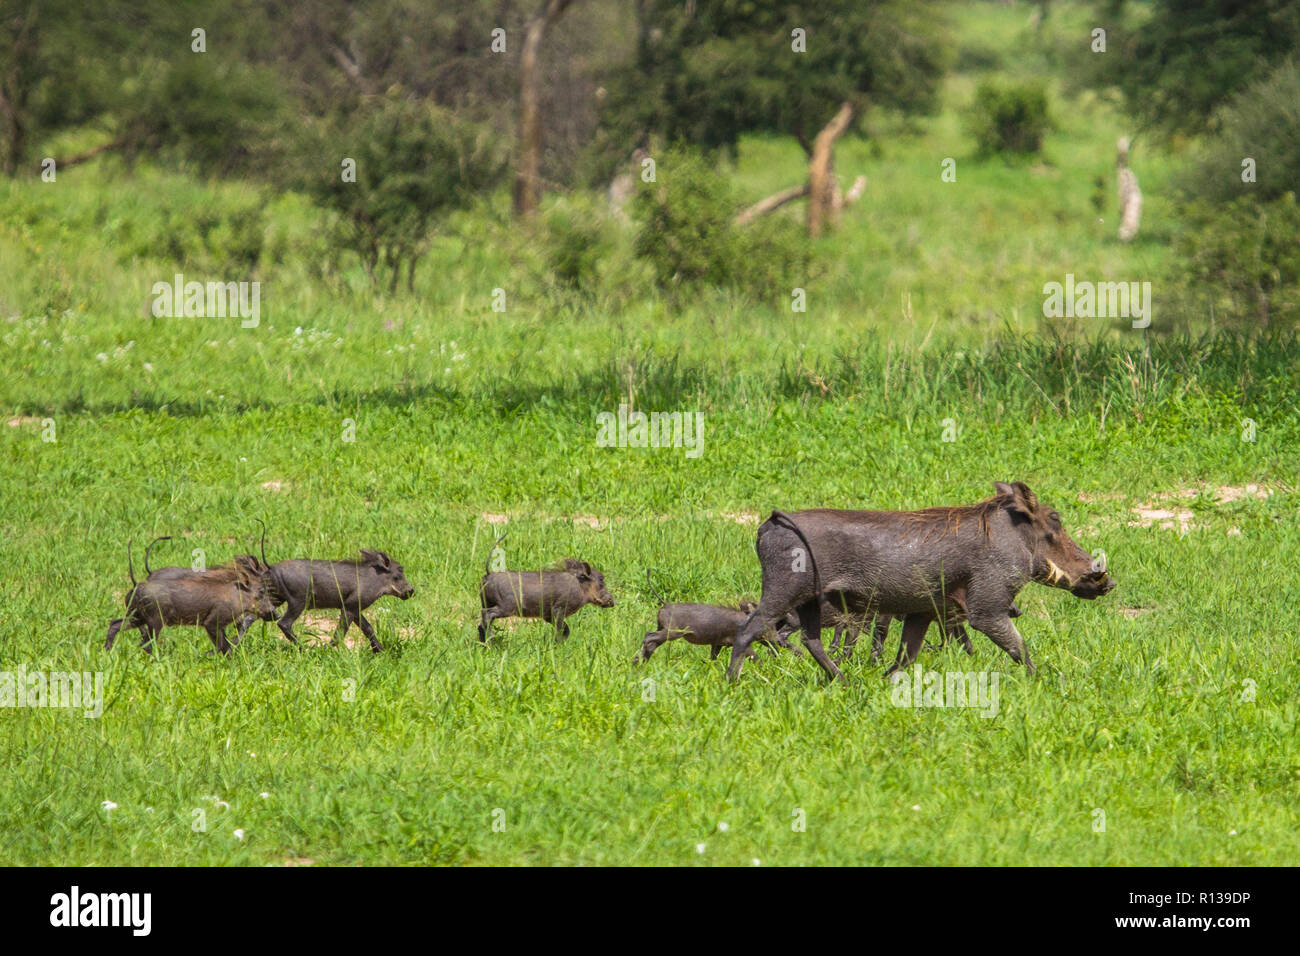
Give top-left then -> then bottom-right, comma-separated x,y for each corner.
727,482 -> 1114,681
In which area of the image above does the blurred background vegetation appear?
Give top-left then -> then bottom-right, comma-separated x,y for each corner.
1,0 -> 1298,332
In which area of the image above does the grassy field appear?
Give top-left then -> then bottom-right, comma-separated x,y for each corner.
2,2 -> 1298,865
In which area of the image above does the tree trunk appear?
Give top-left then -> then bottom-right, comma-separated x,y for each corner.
0,105 -> 22,177
0,57 -> 28,176
0,3 -> 39,177
807,102 -> 854,238
513,0 -> 577,218
1117,137 -> 1142,242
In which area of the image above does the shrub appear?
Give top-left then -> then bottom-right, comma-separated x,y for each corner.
968,81 -> 1052,156
631,147 -> 809,304
105,193 -> 266,272
119,57 -> 287,178
1176,193 -> 1300,329
299,95 -> 505,292
543,199 -> 611,293
1178,58 -> 1300,205
504,195 -> 648,311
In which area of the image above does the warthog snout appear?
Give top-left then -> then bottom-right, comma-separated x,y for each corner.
1069,569 -> 1116,599
571,560 -> 614,607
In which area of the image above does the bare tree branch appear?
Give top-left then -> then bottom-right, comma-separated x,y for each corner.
326,40 -> 375,96
53,136 -> 125,170
733,183 -> 810,226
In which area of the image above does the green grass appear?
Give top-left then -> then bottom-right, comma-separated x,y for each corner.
1,1 -> 1297,865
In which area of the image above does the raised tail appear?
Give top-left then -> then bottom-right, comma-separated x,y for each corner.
645,567 -> 670,606
254,517 -> 268,566
127,538 -> 136,588
142,535 -> 171,576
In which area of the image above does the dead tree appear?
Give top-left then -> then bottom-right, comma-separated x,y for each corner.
608,147 -> 650,222
734,184 -> 810,226
807,102 -> 854,237
733,102 -> 865,236
1117,137 -> 1142,242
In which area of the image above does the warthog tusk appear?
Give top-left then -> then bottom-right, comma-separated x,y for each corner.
1045,560 -> 1069,586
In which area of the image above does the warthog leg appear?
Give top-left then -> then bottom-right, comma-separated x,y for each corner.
728,602 -> 788,679
348,608 -> 383,653
637,629 -> 669,662
478,606 -> 504,642
969,611 -> 1035,675
204,621 -> 233,656
797,600 -> 842,682
277,595 -> 306,645
883,613 -> 931,677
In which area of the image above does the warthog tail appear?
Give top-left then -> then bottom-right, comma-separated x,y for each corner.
143,535 -> 172,576
644,567 -> 670,606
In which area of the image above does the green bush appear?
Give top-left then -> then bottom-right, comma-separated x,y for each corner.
968,81 -> 1052,156
504,195 -> 648,311
106,194 -> 266,273
631,147 -> 810,304
1176,193 -> 1300,329
1178,58 -> 1300,205
119,57 -> 288,177
543,199 -> 611,294
299,95 -> 505,292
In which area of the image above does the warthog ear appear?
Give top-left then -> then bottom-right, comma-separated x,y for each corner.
360,549 -> 391,569
1011,481 -> 1038,511
995,481 -> 1038,518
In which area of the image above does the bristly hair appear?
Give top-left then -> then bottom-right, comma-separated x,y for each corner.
899,495 -> 1005,542
191,562 -> 262,582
